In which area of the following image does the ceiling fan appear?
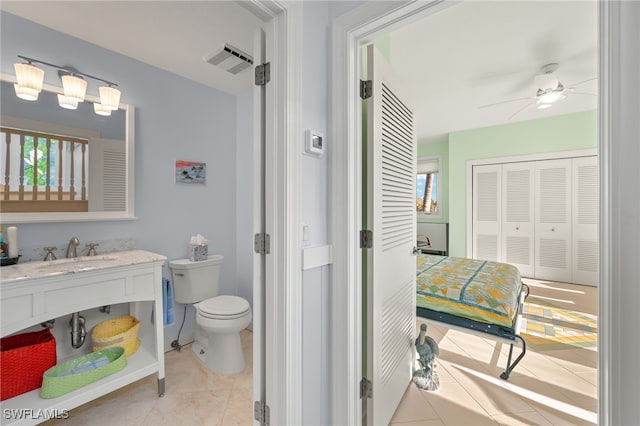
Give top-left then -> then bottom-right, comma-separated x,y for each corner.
478,63 -> 596,120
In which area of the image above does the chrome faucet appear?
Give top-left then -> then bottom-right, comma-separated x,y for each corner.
66,236 -> 80,258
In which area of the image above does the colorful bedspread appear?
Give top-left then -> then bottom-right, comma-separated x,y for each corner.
416,254 -> 522,328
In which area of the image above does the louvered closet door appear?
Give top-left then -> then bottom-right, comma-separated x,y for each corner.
535,159 -> 572,282
88,138 -> 126,211
472,164 -> 502,261
572,156 -> 599,286
365,44 -> 416,426
501,162 -> 535,277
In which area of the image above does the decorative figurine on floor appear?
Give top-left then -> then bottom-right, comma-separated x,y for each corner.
413,323 -> 440,391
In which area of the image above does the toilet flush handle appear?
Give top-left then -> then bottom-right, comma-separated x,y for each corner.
174,272 -> 184,277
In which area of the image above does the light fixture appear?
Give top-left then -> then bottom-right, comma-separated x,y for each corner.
13,62 -> 45,101
61,74 -> 87,102
536,82 -> 566,105
57,94 -> 79,110
93,103 -> 112,116
99,85 -> 121,110
12,55 -> 121,116
536,103 -> 552,110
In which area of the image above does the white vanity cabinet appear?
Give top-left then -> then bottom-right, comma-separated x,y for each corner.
0,250 -> 166,425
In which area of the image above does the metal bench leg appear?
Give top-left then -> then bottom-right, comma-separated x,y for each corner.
500,335 -> 526,380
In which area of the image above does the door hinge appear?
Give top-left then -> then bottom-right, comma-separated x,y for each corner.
360,229 -> 373,249
360,79 -> 372,99
254,233 -> 271,254
255,63 -> 271,86
254,401 -> 270,425
360,377 -> 373,399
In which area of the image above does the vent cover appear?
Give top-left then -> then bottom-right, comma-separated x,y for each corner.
204,43 -> 253,74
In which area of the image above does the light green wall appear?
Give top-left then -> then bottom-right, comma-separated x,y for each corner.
417,140 -> 449,223
448,110 -> 597,257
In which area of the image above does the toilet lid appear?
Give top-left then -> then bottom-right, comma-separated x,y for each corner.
199,295 -> 250,317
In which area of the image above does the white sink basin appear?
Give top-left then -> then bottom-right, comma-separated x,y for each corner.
35,255 -> 120,273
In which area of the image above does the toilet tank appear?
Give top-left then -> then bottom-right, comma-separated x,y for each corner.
169,255 -> 224,304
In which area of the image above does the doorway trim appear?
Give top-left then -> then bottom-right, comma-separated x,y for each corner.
331,1 -> 611,425
245,1 -> 303,424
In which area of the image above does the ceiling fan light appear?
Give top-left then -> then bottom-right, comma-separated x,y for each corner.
62,74 -> 87,102
537,103 -> 552,110
99,85 -> 121,110
13,62 -> 45,100
57,94 -> 79,110
93,103 -> 112,116
539,91 -> 563,104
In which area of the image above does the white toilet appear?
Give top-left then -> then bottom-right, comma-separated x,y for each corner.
169,255 -> 252,374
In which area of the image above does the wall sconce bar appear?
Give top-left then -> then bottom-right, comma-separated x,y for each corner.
14,55 -> 121,114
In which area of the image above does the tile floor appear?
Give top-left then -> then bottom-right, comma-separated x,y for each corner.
390,278 -> 598,426
47,279 -> 596,426
46,330 -> 253,426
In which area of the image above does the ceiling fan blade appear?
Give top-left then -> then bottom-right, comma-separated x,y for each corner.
569,91 -> 597,97
567,77 -> 597,88
508,101 -> 535,121
477,97 -> 533,109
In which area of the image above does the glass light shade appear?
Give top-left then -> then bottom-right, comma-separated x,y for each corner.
62,74 -> 87,102
13,84 -> 40,101
539,91 -> 563,104
14,63 -> 44,100
537,103 -> 552,110
57,94 -> 79,110
99,86 -> 121,110
93,103 -> 112,116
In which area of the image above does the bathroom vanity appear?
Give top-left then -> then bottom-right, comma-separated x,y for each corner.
0,250 -> 166,425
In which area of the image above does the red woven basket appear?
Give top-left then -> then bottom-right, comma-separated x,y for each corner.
0,329 -> 57,401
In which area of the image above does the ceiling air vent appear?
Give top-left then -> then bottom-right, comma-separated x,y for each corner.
204,43 -> 253,75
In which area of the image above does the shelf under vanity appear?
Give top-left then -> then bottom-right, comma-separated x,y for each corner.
1,250 -> 166,426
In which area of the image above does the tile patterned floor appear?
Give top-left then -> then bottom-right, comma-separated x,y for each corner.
46,279 -> 596,426
390,279 -> 598,426
45,330 -> 253,426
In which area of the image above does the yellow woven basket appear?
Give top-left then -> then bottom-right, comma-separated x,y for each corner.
91,316 -> 140,356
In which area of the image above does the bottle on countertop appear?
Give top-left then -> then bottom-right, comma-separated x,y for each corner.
0,226 -> 8,258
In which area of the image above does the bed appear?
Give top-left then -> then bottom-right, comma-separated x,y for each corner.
416,253 -> 529,380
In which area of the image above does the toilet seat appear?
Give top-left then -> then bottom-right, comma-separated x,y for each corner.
198,295 -> 250,320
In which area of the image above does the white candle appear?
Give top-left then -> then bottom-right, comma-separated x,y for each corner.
7,226 -> 17,258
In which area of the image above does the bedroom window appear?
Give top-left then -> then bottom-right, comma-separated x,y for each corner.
417,156 -> 441,217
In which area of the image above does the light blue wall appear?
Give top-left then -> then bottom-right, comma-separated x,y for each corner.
235,89 -> 254,315
1,12 -> 243,351
301,2 -> 330,424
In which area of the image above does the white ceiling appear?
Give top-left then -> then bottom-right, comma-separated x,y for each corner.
1,1 -> 264,95
2,1 -> 597,144
388,1 -> 598,143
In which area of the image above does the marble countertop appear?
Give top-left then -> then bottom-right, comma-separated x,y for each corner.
0,249 -> 167,284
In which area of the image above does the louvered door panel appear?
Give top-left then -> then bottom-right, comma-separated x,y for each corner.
473,164 -> 501,261
502,162 -> 534,276
572,156 -> 599,285
88,138 -> 126,212
535,159 -> 572,282
366,44 -> 416,426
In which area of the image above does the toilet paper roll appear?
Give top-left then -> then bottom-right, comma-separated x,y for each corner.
7,226 -> 17,257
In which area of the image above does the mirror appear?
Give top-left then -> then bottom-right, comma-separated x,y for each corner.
0,76 -> 135,223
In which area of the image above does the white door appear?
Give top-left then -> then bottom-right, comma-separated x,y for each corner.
572,156 -> 599,286
365,44 -> 417,426
535,158 -> 572,282
253,27 -> 266,426
501,162 -> 535,276
472,164 -> 502,261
